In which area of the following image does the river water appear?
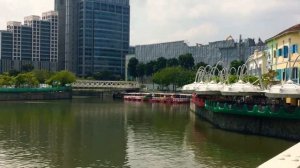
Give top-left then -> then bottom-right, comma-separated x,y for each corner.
0,98 -> 295,168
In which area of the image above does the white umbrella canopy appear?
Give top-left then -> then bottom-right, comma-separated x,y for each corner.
182,82 -> 198,93
265,80 -> 300,98
221,80 -> 263,96
195,81 -> 224,95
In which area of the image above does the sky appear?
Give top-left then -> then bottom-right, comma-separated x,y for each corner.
0,0 -> 300,46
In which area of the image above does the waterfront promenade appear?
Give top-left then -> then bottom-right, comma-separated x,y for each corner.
259,143 -> 300,168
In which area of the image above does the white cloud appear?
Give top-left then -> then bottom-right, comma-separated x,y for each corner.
0,0 -> 299,46
168,23 -> 219,44
0,0 -> 53,30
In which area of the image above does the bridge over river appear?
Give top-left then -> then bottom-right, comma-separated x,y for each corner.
71,80 -> 140,97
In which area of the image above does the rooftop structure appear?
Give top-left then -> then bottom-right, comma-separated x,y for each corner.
134,37 -> 266,68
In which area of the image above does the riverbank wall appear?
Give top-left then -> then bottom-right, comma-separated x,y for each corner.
0,92 -> 72,101
190,103 -> 300,140
0,88 -> 72,101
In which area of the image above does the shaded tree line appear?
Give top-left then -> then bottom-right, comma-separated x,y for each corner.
128,53 -> 196,80
0,68 -> 76,88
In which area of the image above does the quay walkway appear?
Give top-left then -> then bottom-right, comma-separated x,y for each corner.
259,143 -> 300,168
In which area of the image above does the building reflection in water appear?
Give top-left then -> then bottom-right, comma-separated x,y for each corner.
0,99 -> 295,168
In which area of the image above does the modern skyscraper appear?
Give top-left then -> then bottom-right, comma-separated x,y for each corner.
24,15 -> 51,62
0,31 -> 13,72
55,0 -> 79,72
55,0 -> 130,77
0,31 -> 13,60
7,21 -> 32,61
42,11 -> 59,63
1,11 -> 59,72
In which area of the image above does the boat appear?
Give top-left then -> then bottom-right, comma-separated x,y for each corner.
123,93 -> 151,102
149,93 -> 191,104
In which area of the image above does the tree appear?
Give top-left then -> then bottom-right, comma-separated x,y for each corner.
152,67 -> 195,91
194,62 -> 208,70
166,58 -> 179,67
128,57 -> 139,78
230,60 -> 245,74
136,63 -> 145,79
0,73 -> 15,87
32,70 -> 52,83
178,53 -> 194,70
212,64 -> 223,75
46,70 -> 76,86
21,64 -> 34,72
14,72 -> 39,88
8,69 -> 20,76
145,61 -> 155,77
262,70 -> 278,88
154,57 -> 167,72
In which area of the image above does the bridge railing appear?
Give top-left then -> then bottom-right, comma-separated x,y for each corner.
72,80 -> 140,89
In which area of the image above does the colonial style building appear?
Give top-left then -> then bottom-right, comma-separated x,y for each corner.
266,24 -> 300,83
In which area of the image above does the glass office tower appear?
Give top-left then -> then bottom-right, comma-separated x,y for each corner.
56,0 -> 130,77
0,31 -> 13,60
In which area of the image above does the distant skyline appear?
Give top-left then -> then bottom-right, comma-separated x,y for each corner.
0,0 -> 299,45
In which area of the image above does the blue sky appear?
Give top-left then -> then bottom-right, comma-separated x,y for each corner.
0,0 -> 299,45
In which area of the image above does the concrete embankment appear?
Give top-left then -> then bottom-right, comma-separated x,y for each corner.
191,103 -> 300,140
0,91 -> 72,101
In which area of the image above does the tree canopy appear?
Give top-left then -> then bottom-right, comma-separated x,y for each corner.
230,60 -> 245,74
128,57 -> 139,78
178,53 -> 194,70
152,67 -> 194,91
166,58 -> 179,67
46,70 -> 76,86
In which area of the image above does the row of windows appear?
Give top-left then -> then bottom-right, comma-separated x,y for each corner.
80,2 -> 129,15
274,44 -> 299,58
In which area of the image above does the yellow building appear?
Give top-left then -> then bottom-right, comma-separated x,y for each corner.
266,24 -> 300,83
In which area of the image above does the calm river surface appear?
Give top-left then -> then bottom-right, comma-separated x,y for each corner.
0,98 -> 295,168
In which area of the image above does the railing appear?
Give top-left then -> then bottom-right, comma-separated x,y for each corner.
205,100 -> 300,119
72,80 -> 140,89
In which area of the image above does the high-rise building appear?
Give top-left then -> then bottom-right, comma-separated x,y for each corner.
55,0 -> 79,72
0,31 -> 13,60
54,0 -> 66,70
55,0 -> 130,77
42,11 -> 59,63
0,31 -> 13,72
1,11 -> 59,72
7,21 -> 32,61
24,15 -> 51,62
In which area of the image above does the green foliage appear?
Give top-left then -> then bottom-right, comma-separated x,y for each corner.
212,64 -> 223,75
0,73 -> 15,86
93,71 -> 116,80
8,69 -> 20,76
228,75 -> 238,84
154,57 -> 167,72
32,70 -> 52,83
14,72 -> 39,88
128,57 -> 139,78
145,61 -> 155,76
136,63 -> 146,78
243,75 -> 259,85
166,58 -> 179,67
152,67 -> 194,90
230,60 -> 244,74
46,71 -> 76,86
262,70 -> 278,88
178,53 -> 194,70
194,62 -> 208,71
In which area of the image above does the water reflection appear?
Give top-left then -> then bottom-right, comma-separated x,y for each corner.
0,99 -> 295,168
